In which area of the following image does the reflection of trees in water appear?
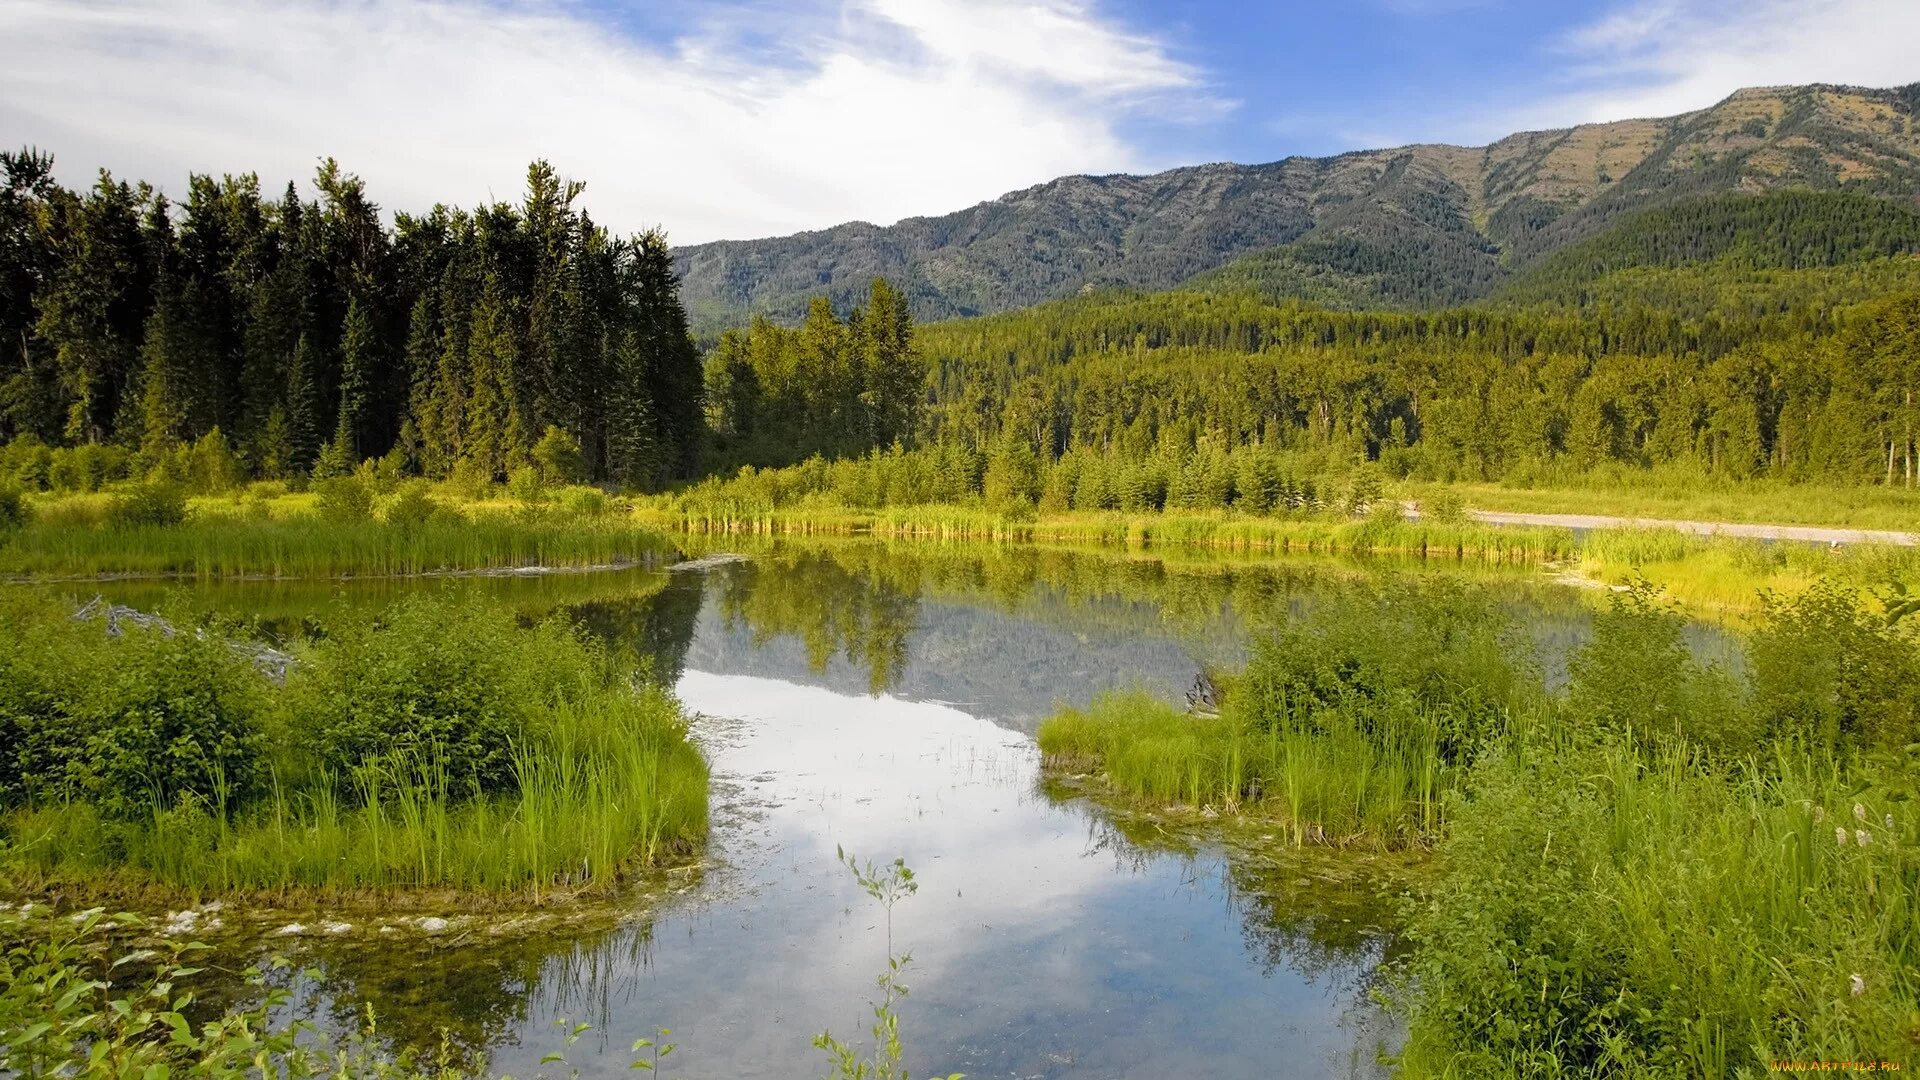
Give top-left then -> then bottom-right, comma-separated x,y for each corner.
1046,780 -> 1406,989
715,554 -> 919,694
568,573 -> 705,685
285,918 -> 660,1069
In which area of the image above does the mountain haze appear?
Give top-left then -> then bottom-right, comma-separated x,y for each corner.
673,82 -> 1920,330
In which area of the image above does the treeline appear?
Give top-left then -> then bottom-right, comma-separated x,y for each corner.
702,280 -> 921,469
903,281 -> 1920,488
0,150 -> 701,488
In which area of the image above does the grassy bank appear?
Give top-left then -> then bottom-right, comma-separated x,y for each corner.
1,477 -> 670,578
639,501 -> 1575,562
1431,474 -> 1920,531
1576,527 -> 1920,619
0,591 -> 707,903
1039,577 -> 1920,1072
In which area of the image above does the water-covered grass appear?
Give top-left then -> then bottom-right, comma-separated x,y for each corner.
0,591 -> 708,902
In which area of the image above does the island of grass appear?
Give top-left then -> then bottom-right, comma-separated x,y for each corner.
0,590 -> 708,904
1036,576 -> 1920,1074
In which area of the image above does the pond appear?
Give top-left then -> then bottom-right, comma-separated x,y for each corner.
40,538 -> 1718,1078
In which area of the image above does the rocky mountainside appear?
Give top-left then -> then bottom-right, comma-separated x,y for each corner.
673,82 -> 1920,330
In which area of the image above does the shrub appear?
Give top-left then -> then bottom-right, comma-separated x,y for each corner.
287,596 -> 605,796
506,465 -> 546,504
312,474 -> 373,522
555,485 -> 610,518
0,436 -> 52,491
0,595 -> 267,817
532,425 -> 584,486
1421,488 -> 1467,525
1231,580 -> 1532,765
1749,580 -> 1920,751
106,482 -> 188,528
0,486 -> 27,534
185,428 -> 245,494
380,479 -> 440,526
1565,580 -> 1753,751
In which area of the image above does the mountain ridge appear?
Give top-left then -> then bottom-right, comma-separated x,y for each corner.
673,81 -> 1920,331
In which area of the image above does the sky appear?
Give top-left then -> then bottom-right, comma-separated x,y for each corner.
1,0 -> 1916,245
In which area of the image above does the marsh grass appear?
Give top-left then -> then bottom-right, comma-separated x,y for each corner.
0,593 -> 709,902
0,514 -> 670,578
641,502 -> 1574,563
1039,691 -> 1449,846
3,688 -> 706,900
1579,529 -> 1920,617
1395,734 -> 1920,1077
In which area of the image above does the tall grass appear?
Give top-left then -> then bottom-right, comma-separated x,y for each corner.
1579,528 -> 1920,617
641,502 -> 1575,563
0,592 -> 709,902
3,688 -> 706,898
1039,691 -> 1447,846
1394,735 -> 1919,1076
0,515 -> 672,578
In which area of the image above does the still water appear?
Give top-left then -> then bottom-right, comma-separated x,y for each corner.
63,540 -> 1656,1078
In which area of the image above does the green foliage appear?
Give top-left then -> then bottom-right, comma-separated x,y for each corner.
312,473 -> 374,522
287,596 -> 599,795
531,424 -> 583,486
0,592 -> 708,894
0,485 -> 26,534
0,154 -> 701,487
1395,739 -> 1920,1078
105,481 -> 186,528
381,478 -> 442,527
1749,580 -> 1920,751
0,593 -> 267,818
1566,580 -> 1751,751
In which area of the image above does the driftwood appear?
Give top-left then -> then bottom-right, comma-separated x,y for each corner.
72,596 -> 299,684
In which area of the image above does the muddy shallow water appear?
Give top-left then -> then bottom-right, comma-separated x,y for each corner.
31,539 -> 1715,1077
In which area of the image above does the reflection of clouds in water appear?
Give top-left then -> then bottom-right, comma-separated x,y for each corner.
580,671 -> 1400,1080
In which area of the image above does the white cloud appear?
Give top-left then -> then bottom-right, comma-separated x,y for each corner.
1519,0 -> 1920,130
0,0 -> 1224,244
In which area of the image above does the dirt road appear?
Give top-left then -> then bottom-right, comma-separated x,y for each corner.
1453,508 -> 1918,547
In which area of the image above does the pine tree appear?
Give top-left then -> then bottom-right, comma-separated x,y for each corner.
333,293 -> 376,460
285,332 -> 322,472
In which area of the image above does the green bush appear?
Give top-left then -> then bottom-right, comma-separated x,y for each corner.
312,474 -> 373,522
506,465 -> 545,503
0,594 -> 267,818
0,436 -> 52,491
380,479 -> 441,527
0,486 -> 27,534
555,485 -> 610,518
1749,580 -> 1920,751
1566,580 -> 1753,752
1231,580 -> 1533,764
287,595 -> 603,796
106,482 -> 188,528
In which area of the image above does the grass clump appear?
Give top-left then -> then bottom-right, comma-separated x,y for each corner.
1040,580 -> 1534,845
0,591 -> 707,899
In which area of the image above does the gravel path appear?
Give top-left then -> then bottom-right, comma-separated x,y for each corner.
1459,509 -> 1918,547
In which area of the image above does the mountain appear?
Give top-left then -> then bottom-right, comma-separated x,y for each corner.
673,82 -> 1920,331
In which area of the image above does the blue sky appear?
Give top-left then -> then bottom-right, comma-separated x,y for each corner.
2,0 -> 1916,243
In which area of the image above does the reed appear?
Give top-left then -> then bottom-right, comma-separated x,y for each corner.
1039,691 -> 1452,847
0,514 -> 673,578
639,502 -> 1575,563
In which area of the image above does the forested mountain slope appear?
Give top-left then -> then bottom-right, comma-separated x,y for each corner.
674,82 -> 1920,329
